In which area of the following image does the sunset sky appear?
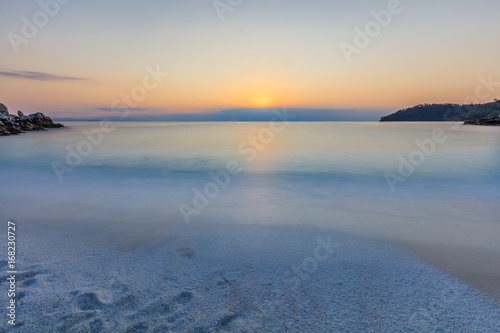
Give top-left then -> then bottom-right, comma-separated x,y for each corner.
1,0 -> 500,119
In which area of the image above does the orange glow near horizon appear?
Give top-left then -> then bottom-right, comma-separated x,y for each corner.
1,69 -> 498,118
251,94 -> 273,107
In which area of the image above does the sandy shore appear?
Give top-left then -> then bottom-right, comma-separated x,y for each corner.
404,241 -> 500,301
367,194 -> 500,303
3,220 -> 499,332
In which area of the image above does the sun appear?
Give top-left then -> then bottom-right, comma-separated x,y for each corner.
252,94 -> 272,107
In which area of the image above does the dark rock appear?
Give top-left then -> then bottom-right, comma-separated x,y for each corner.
0,121 -> 9,136
28,112 -> 64,128
0,103 -> 63,136
464,116 -> 500,126
0,103 -> 8,116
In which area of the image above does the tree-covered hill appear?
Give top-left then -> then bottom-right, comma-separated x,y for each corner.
380,101 -> 500,121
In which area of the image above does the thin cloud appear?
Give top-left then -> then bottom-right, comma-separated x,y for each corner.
0,71 -> 86,81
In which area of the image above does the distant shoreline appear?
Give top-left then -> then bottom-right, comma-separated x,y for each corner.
380,102 -> 500,123
464,117 -> 500,126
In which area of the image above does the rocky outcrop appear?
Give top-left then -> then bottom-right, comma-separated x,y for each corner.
0,103 -> 9,116
464,116 -> 500,126
0,104 -> 63,136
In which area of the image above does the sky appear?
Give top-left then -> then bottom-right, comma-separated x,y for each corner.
1,0 -> 500,120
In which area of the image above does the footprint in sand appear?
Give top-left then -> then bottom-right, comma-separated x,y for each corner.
128,290 -> 194,324
217,312 -> 240,328
54,312 -> 95,332
89,319 -> 104,333
15,291 -> 27,301
126,322 -> 149,332
18,270 -> 40,280
15,270 -> 44,289
128,296 -> 172,321
174,291 -> 193,304
75,292 -> 107,311
115,293 -> 138,309
177,247 -> 195,258
21,278 -> 37,287
191,312 -> 242,332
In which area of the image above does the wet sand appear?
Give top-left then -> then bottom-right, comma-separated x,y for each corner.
403,241 -> 500,301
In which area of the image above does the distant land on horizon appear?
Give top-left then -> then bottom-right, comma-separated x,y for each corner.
52,102 -> 500,123
54,108 -> 388,122
380,101 -> 500,122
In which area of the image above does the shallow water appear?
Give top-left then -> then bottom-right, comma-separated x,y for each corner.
3,121 -> 500,178
1,122 -> 499,229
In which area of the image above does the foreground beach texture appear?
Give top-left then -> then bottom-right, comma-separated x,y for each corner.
0,122 -> 499,332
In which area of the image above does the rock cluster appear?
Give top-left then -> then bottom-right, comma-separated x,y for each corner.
0,103 -> 63,136
464,116 -> 500,126
0,103 -> 8,116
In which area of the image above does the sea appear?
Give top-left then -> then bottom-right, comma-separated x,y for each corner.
1,121 -> 499,231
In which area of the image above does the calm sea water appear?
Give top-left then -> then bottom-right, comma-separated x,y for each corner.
0,121 -> 499,246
